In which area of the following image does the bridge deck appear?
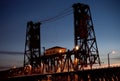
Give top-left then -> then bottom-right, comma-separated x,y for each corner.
1,66 -> 120,81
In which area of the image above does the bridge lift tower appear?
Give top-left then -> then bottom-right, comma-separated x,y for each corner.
73,3 -> 101,67
24,21 -> 41,68
23,3 -> 101,70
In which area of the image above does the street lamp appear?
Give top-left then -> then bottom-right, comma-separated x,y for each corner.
108,51 -> 115,67
74,45 -> 80,51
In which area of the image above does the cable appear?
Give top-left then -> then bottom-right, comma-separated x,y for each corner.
42,11 -> 72,24
40,7 -> 73,23
40,9 -> 72,23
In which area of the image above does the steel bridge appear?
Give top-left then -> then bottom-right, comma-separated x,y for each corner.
1,66 -> 120,81
24,3 -> 101,73
1,3 -> 120,81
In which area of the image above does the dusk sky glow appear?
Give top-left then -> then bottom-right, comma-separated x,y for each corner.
0,0 -> 120,70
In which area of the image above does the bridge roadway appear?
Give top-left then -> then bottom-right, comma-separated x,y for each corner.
1,66 -> 120,81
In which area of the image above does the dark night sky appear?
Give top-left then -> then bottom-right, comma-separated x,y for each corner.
0,0 -> 120,70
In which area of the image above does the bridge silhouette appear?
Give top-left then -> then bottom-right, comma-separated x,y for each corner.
0,3 -> 120,81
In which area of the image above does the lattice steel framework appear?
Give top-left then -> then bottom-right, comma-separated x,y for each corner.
24,21 -> 41,67
23,3 -> 101,74
5,4 -> 120,81
72,3 -> 101,67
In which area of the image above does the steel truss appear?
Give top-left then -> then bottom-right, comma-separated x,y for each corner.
30,49 -> 99,74
23,3 -> 101,74
72,3 -> 101,67
3,3 -> 120,81
24,21 -> 41,68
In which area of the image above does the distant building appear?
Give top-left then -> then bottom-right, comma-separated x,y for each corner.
45,46 -> 67,55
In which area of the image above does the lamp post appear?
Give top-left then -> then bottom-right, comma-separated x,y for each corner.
108,51 -> 115,67
108,53 -> 110,67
